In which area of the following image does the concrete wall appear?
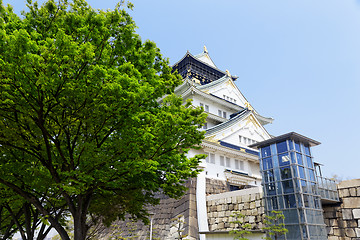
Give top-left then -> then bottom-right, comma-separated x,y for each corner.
323,179 -> 360,240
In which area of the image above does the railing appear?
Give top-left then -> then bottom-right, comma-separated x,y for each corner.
316,176 -> 339,202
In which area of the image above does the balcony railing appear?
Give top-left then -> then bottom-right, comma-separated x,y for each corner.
317,176 -> 339,203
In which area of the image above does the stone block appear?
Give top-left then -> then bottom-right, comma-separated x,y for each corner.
345,228 -> 356,237
339,188 -> 350,198
238,203 -> 244,210
356,228 -> 360,237
350,187 -> 357,196
330,219 -> 338,227
338,179 -> 360,189
357,187 -> 360,196
250,202 -> 255,209
218,222 -> 224,229
333,228 -> 340,236
328,236 -> 339,240
353,209 -> 360,219
343,209 -> 353,220
217,205 -> 222,212
343,197 -> 360,209
346,220 -> 358,228
244,202 -> 250,209
249,216 -> 255,223
255,200 -> 261,207
250,194 -> 256,201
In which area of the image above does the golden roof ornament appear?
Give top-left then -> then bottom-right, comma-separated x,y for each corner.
226,69 -> 231,77
245,101 -> 253,111
203,45 -> 208,53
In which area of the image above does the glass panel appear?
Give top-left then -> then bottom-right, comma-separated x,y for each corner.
264,170 -> 275,183
262,157 -> 273,170
284,194 -> 296,208
296,153 -> 303,165
261,145 -> 271,158
296,194 -> 303,207
301,180 -> 308,193
286,225 -> 301,239
303,194 -> 312,208
280,166 -> 292,179
304,144 -> 311,156
288,140 -> 294,150
282,180 -> 294,193
306,156 -> 313,168
283,210 -> 299,224
276,181 -> 283,195
292,165 -> 298,178
299,209 -> 305,223
279,153 -> 290,166
302,225 -> 308,238
308,169 -> 316,182
290,152 -> 296,164
267,196 -> 278,210
276,141 -> 288,153
265,183 -> 276,195
295,141 -> 301,152
299,166 -> 306,179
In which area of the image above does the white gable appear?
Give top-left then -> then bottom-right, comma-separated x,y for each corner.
205,112 -> 271,148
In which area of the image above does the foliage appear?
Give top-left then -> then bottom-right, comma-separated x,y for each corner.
262,211 -> 288,240
0,0 -> 206,239
0,185 -> 57,240
229,211 -> 252,240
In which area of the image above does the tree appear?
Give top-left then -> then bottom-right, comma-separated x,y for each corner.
229,212 -> 252,240
262,211 -> 288,240
0,0 -> 206,239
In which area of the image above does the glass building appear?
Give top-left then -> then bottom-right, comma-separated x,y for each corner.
250,132 -> 327,240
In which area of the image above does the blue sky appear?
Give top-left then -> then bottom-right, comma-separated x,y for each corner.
3,0 -> 360,180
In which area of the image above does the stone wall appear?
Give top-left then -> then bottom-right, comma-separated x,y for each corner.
206,187 -> 265,232
323,179 -> 360,240
98,178 -> 198,240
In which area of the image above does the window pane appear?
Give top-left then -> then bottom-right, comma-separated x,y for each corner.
279,153 -> 290,166
304,145 -> 311,155
264,170 -> 275,183
276,141 -> 288,153
262,157 -> 273,170
295,141 -> 301,152
261,146 -> 271,158
205,152 -> 209,163
210,153 -> 215,164
220,156 -> 224,166
265,183 -> 276,195
306,156 -> 313,168
296,153 -> 303,165
226,157 -> 230,167
218,110 -> 222,116
284,194 -> 296,208
235,160 -> 239,169
288,140 -> 294,150
282,180 -> 294,193
240,160 -> 244,170
308,169 -> 315,182
223,111 -> 226,118
205,105 -> 209,112
301,180 -> 308,193
280,166 -> 292,179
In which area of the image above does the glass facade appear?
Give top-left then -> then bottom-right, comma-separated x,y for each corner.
258,135 -> 327,240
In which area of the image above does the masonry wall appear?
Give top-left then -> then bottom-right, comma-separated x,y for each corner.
98,178 -> 198,240
206,187 -> 265,232
323,179 -> 360,240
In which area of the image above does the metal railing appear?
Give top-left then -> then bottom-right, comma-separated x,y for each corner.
316,176 -> 339,202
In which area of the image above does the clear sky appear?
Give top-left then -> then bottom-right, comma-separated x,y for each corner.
3,0 -> 360,180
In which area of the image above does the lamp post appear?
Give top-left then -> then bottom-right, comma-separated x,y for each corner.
149,212 -> 154,240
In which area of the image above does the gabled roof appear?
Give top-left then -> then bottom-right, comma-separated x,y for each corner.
172,50 -> 238,85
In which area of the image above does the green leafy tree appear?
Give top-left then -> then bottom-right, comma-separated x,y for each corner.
262,211 -> 288,240
0,0 -> 206,239
0,185 -> 59,240
229,211 -> 252,240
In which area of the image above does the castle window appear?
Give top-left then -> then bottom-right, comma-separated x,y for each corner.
205,152 -> 209,163
203,123 -> 207,130
210,153 -> 215,164
205,105 -> 209,112
218,110 -> 222,117
220,156 -> 225,166
223,112 -> 227,118
226,157 -> 231,167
